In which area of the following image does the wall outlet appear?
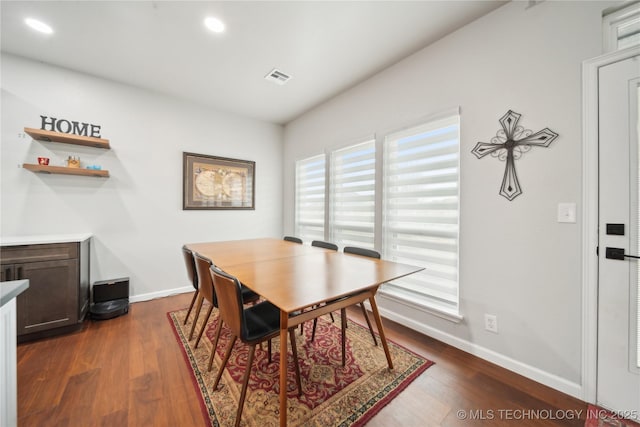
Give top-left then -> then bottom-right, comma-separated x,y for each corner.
484,314 -> 498,333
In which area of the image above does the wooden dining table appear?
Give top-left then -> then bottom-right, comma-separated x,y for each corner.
185,238 -> 423,427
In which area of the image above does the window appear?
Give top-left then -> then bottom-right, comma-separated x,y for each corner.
329,139 -> 376,248
603,3 -> 640,52
382,114 -> 460,315
295,154 -> 326,242
292,109 -> 461,318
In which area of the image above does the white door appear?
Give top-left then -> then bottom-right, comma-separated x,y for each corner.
598,53 -> 640,420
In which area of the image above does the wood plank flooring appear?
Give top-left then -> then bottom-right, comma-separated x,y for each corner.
16,293 -> 587,426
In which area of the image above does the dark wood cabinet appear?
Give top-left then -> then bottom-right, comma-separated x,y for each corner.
0,240 -> 89,341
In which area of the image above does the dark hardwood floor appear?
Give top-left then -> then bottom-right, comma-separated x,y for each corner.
16,293 -> 587,426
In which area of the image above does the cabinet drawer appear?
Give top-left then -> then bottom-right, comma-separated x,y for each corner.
0,243 -> 78,264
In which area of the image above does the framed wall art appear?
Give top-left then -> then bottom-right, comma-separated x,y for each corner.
183,152 -> 255,210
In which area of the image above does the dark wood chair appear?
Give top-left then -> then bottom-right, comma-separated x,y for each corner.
181,246 -> 199,327
306,240 -> 339,331
283,235 -> 303,244
310,245 -> 381,365
342,246 -> 380,346
209,266 -> 302,427
311,239 -> 338,250
343,246 -> 381,260
192,253 -> 260,350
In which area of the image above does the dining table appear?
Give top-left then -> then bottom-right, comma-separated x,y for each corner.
184,237 -> 424,427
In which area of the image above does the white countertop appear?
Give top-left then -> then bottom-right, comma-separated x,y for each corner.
0,233 -> 92,246
0,280 -> 29,307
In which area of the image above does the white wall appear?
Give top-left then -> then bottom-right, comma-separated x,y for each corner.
1,53 -> 284,299
283,1 -> 613,396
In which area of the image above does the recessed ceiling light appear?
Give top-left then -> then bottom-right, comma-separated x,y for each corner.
25,18 -> 53,35
204,16 -> 225,33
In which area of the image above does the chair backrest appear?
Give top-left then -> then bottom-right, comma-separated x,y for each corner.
193,253 -> 217,306
209,266 -> 245,339
311,240 -> 338,251
283,236 -> 303,244
181,246 -> 198,290
344,246 -> 381,259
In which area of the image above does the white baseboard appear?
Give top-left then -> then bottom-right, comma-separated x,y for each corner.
129,286 -> 193,303
375,304 -> 583,400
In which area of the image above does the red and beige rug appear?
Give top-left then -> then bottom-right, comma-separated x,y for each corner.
585,405 -> 640,427
168,307 -> 433,426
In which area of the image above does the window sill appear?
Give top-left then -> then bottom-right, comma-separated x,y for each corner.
377,287 -> 464,324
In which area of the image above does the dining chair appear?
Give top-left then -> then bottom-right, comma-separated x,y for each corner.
306,240 -> 339,330
343,246 -> 381,260
209,265 -> 302,427
309,245 -> 381,366
342,246 -> 380,346
311,239 -> 338,251
283,235 -> 303,244
181,246 -> 199,326
192,253 -> 260,349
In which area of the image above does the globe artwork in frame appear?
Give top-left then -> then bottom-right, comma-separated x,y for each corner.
183,152 -> 255,210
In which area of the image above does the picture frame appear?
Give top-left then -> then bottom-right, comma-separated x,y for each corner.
183,152 -> 255,210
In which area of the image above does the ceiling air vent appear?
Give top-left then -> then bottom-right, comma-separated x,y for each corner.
265,68 -> 291,85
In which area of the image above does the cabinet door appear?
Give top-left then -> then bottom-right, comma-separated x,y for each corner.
15,259 -> 79,335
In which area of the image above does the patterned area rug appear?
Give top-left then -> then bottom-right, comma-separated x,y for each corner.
585,405 -> 640,427
168,306 -> 433,426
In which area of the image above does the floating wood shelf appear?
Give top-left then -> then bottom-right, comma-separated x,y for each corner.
24,127 -> 110,149
23,164 -> 109,178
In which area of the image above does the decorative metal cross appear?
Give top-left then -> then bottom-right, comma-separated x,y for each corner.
471,110 -> 558,201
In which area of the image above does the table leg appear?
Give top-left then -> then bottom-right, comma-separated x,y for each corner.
368,296 -> 393,370
279,311 -> 288,427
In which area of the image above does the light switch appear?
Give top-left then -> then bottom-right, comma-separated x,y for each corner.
557,202 -> 576,223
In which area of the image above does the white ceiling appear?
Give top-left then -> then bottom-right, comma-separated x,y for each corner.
1,1 -> 507,125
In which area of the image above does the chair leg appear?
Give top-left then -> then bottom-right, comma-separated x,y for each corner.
341,308 -> 347,366
195,305 -> 214,348
329,311 -> 335,323
188,294 -> 204,340
235,345 -> 257,427
183,290 -> 199,325
359,303 -> 378,346
289,329 -> 302,397
207,319 -> 224,372
213,335 -> 237,388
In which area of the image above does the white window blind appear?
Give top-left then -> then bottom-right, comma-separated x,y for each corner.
382,114 -> 460,314
329,140 -> 376,248
295,154 -> 326,242
604,3 -> 640,52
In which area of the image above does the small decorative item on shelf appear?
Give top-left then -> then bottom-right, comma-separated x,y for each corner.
37,157 -> 49,165
85,165 -> 102,170
66,156 -> 80,168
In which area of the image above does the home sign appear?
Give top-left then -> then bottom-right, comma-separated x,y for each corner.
39,115 -> 102,138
